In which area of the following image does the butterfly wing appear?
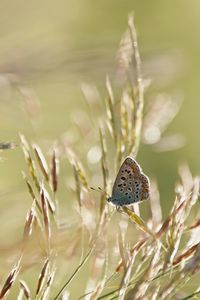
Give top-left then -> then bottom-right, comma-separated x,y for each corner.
110,157 -> 150,206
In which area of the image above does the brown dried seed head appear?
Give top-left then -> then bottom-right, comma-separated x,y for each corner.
20,134 -> 30,152
35,259 -> 49,296
156,216 -> 171,238
23,207 -> 35,242
33,144 -> 49,181
173,243 -> 200,266
43,187 -> 56,215
116,238 -> 147,272
41,188 -> 51,241
189,218 -> 200,229
51,150 -> 58,193
0,260 -> 21,299
19,280 -> 31,299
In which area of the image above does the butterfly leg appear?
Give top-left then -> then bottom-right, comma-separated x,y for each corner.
116,205 -> 123,213
129,204 -> 135,212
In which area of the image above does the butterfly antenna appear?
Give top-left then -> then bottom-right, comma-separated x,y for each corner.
90,186 -> 110,198
90,187 -> 101,193
98,187 -> 110,197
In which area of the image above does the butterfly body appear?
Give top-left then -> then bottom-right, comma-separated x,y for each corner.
108,157 -> 150,206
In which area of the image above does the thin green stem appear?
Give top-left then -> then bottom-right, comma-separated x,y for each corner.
52,247 -> 93,300
180,290 -> 200,300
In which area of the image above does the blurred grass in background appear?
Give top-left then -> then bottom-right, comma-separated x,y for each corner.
0,0 -> 200,298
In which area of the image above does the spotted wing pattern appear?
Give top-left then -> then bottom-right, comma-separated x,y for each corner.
109,157 -> 150,206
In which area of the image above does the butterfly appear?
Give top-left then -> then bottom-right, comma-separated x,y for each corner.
107,157 -> 150,206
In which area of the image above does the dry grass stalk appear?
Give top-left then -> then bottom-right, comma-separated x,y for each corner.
75,160 -> 89,191
22,172 -> 42,213
90,268 -> 107,300
70,154 -> 90,211
118,249 -> 137,300
116,127 -> 123,171
33,144 -> 49,182
99,127 -> 109,215
23,205 -> 36,245
50,150 -> 59,193
41,188 -> 51,246
183,248 -> 200,275
20,134 -> 40,191
18,280 -> 31,299
0,259 -> 21,299
118,226 -> 129,271
105,75 -> 117,144
42,277 -> 55,300
163,219 -> 183,270
122,206 -> 152,236
42,186 -> 56,215
39,267 -> 56,300
85,254 -> 107,300
115,15 -> 145,159
189,218 -> 200,229
73,161 -> 82,210
127,16 -> 144,157
125,244 -> 162,300
173,243 -> 200,266
103,173 -> 199,299
149,180 -> 162,230
35,258 -> 49,297
120,91 -> 132,157
71,157 -> 90,214
116,238 -> 148,273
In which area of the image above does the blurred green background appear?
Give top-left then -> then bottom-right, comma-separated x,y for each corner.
0,0 -> 200,294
